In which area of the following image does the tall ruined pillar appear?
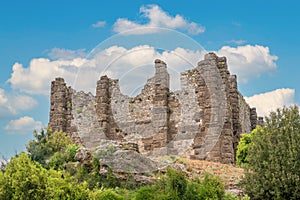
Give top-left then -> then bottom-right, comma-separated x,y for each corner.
250,108 -> 258,130
215,56 -> 234,164
229,75 -> 241,162
96,76 -> 112,139
193,53 -> 234,164
49,78 -> 72,133
151,59 -> 170,148
258,117 -> 264,126
96,76 -> 121,140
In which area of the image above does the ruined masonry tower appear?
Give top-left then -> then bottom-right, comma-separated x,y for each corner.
49,53 -> 260,164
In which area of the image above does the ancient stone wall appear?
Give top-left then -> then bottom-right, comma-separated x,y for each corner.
48,53 -> 260,164
49,77 -> 72,133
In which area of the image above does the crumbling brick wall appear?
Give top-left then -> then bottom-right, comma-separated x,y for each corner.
48,53 -> 260,164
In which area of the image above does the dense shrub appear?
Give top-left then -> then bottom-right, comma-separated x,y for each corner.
134,186 -> 157,200
184,173 -> 225,200
0,153 -> 89,200
135,168 -> 229,200
47,144 -> 80,170
89,189 -> 124,200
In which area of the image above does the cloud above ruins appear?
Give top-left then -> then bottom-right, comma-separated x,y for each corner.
7,44 -> 278,97
245,88 -> 296,117
216,45 -> 278,83
8,45 -> 278,95
112,5 -> 205,35
47,48 -> 87,60
7,46 -> 206,95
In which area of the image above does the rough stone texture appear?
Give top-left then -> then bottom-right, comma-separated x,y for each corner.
94,140 -> 157,174
71,91 -> 106,148
49,77 -> 72,133
99,150 -> 158,174
48,53 -> 261,164
75,147 -> 92,162
250,108 -> 258,130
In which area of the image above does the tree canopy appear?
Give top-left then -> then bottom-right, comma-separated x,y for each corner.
243,106 -> 300,199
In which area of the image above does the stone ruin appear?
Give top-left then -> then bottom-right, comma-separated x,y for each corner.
48,52 -> 262,164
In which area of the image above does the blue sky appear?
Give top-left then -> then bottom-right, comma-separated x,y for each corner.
0,0 -> 299,158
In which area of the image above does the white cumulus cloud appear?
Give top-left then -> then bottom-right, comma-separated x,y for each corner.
7,44 -> 278,97
10,95 -> 37,111
0,88 -> 8,104
0,88 -> 37,118
113,4 -> 205,35
8,56 -> 94,94
48,48 -> 87,60
7,46 -> 206,96
216,45 -> 278,83
5,116 -> 43,133
92,21 -> 106,28
226,39 -> 247,45
245,88 -> 296,117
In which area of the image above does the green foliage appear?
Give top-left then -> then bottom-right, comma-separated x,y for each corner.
222,193 -> 250,200
0,151 -> 242,199
103,168 -> 121,188
134,185 -> 157,200
184,173 -> 225,200
164,168 -> 187,199
47,144 -> 80,170
243,106 -> 300,199
26,128 -> 74,166
198,172 -> 225,199
16,125 -> 247,199
72,163 -> 102,189
236,126 -> 263,167
45,169 -> 90,200
89,188 -> 124,200
0,152 -> 89,200
77,108 -> 83,114
0,153 -> 47,200
223,192 -> 239,200
135,168 -> 228,200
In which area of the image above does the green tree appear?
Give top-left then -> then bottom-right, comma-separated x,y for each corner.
236,126 -> 263,167
0,153 -> 47,200
26,128 -> 74,167
0,152 -> 89,200
243,106 -> 300,199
